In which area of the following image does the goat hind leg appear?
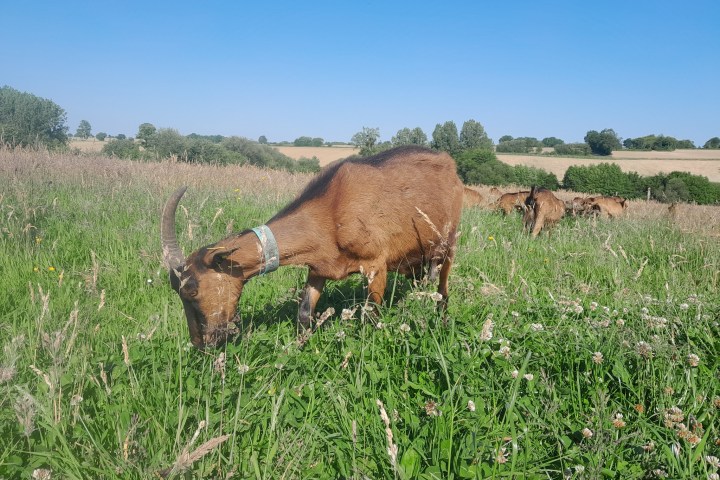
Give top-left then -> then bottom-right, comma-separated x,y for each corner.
298,271 -> 326,331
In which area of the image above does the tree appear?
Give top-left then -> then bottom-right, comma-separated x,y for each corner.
293,136 -> 313,147
542,137 -> 564,147
0,86 -> 68,148
498,135 -> 514,143
116,134 -> 126,140
704,137 -> 720,149
431,121 -> 460,155
391,127 -> 427,146
76,120 -> 92,139
351,127 -> 380,156
459,119 -> 492,150
136,123 -> 157,147
584,128 -> 621,156
147,128 -> 187,159
258,135 -> 268,144
95,132 -> 107,141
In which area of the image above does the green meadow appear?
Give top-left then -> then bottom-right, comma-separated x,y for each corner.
1,149 -> 718,479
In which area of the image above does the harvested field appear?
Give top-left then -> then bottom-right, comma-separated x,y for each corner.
272,145 -> 359,165
498,149 -> 720,182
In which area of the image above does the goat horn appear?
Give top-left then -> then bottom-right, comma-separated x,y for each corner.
161,186 -> 188,271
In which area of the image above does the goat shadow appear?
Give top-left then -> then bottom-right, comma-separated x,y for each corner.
236,271 -> 421,334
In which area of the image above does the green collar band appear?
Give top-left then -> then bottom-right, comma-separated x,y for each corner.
251,225 -> 279,275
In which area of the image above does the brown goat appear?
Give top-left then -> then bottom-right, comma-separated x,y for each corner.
589,197 -> 626,218
463,186 -> 484,208
524,186 -> 565,237
494,191 -> 530,215
489,186 -> 503,197
161,146 -> 464,348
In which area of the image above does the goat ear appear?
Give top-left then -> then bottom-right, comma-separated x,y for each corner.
202,247 -> 233,267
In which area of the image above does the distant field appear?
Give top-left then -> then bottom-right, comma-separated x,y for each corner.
73,140 -> 720,181
272,145 -> 359,165
69,138 -> 105,152
498,149 -> 720,182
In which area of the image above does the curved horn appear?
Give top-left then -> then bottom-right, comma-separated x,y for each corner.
161,186 -> 188,271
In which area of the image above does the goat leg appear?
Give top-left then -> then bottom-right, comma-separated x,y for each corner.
298,271 -> 326,331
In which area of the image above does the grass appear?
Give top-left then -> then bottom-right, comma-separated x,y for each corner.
1,148 -> 719,479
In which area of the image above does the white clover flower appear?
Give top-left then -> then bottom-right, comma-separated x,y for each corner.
523,373 -> 534,381
237,364 -> 250,374
679,303 -> 689,310
687,353 -> 700,367
467,400 -> 476,412
592,351 -> 604,364
399,323 -> 411,333
530,323 -> 544,331
581,427 -> 593,439
498,345 -> 511,359
479,317 -> 494,341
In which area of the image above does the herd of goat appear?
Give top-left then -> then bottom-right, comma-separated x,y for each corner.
463,185 -> 629,236
162,146 -> 632,348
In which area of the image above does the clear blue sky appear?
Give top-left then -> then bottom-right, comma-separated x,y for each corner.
3,1 -> 718,145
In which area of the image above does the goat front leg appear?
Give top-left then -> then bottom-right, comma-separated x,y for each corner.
365,266 -> 387,308
298,271 -> 326,331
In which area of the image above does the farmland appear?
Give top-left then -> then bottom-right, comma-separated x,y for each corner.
1,148 -> 719,479
72,139 -> 720,182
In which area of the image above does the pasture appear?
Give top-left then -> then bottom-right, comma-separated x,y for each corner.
0,148 -> 719,479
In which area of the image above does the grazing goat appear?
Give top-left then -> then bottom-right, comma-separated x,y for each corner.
494,190 -> 530,215
589,197 -> 626,218
524,186 -> 565,237
463,186 -> 484,208
161,146 -> 465,348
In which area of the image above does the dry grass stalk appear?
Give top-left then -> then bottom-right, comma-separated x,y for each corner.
376,399 -> 398,469
161,420 -> 230,478
97,289 -> 106,311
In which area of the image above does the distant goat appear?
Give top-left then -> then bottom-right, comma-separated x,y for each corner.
524,186 -> 565,237
589,197 -> 627,218
161,146 -> 464,348
463,186 -> 484,208
494,190 -> 530,215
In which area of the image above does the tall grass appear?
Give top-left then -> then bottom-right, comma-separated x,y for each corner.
1,148 -> 718,479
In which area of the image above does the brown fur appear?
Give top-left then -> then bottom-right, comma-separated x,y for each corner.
489,186 -> 503,197
589,197 -> 626,218
161,146 -> 464,348
463,186 -> 484,208
494,191 -> 530,215
524,186 -> 565,237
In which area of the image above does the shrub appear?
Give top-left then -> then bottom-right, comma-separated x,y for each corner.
562,163 -> 639,197
553,143 -> 591,156
455,148 -> 557,188
101,139 -> 142,160
495,137 -> 542,154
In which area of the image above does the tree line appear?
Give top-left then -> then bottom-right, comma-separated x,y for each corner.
3,85 -> 720,189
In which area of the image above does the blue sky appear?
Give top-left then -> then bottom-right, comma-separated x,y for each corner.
3,1 -> 718,145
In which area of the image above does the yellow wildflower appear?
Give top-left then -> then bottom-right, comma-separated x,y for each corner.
48,266 -> 56,272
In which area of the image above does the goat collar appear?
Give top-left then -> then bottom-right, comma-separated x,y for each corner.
250,225 -> 279,275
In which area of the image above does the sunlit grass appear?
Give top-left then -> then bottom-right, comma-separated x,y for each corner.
1,148 -> 718,479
